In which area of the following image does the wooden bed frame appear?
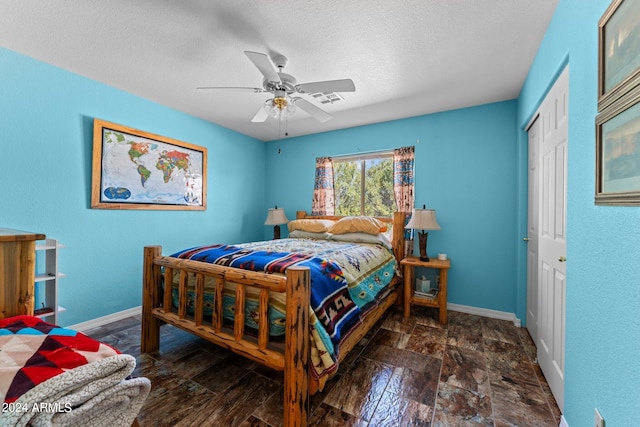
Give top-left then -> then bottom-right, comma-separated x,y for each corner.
141,211 -> 406,426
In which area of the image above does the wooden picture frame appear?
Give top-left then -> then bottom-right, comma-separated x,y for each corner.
596,87 -> 640,205
91,119 -> 207,210
598,0 -> 640,111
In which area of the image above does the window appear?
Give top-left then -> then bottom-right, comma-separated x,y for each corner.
333,152 -> 394,216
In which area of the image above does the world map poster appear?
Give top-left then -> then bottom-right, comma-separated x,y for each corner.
91,119 -> 207,210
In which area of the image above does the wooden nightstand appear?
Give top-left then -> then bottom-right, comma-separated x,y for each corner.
401,255 -> 451,324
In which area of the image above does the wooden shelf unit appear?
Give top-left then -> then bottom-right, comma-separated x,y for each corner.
401,255 -> 451,324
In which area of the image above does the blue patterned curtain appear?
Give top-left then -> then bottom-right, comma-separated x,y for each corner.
393,146 -> 415,213
311,157 -> 335,215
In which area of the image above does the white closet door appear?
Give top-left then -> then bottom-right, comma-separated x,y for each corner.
526,115 -> 540,343
537,65 -> 568,412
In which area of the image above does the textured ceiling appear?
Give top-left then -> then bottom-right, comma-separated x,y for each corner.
0,0 -> 559,141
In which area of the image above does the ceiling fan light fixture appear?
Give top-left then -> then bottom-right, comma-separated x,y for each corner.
273,96 -> 287,110
263,93 -> 296,119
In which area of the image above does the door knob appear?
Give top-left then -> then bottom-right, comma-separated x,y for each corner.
522,237 -> 529,241
558,256 -> 566,262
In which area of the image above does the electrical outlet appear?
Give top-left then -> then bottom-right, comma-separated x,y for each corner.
594,408 -> 605,427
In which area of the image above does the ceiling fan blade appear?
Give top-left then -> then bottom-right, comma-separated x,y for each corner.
244,51 -> 281,83
197,86 -> 264,93
293,98 -> 332,123
295,79 -> 355,94
251,107 -> 269,123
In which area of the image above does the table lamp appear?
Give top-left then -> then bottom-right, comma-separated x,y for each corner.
405,205 -> 441,261
264,206 -> 289,239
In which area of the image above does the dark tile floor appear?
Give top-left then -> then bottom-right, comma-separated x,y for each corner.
85,306 -> 561,426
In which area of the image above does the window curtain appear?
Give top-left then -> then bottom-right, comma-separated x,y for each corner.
394,146 -> 415,256
393,146 -> 415,213
311,157 -> 335,216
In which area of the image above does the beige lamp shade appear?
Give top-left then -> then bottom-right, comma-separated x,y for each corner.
264,207 -> 289,225
405,208 -> 441,230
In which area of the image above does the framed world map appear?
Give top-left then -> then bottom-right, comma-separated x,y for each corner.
91,119 -> 207,210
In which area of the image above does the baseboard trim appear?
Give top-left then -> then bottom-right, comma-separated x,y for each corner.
68,303 -> 521,332
68,306 -> 142,332
447,303 -> 521,327
559,415 -> 569,427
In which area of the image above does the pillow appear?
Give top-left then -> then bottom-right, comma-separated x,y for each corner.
382,222 -> 394,242
287,219 -> 335,233
288,230 -> 331,240
330,232 -> 392,249
328,216 -> 388,236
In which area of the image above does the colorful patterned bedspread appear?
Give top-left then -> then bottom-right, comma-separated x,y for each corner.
0,315 -> 120,403
171,238 -> 397,377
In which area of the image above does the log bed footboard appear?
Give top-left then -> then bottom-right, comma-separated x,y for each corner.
142,246 -> 310,425
141,212 -> 405,426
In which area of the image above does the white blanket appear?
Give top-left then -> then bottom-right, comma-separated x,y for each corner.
1,354 -> 150,427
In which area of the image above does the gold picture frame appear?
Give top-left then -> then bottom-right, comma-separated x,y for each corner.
598,0 -> 640,111
596,87 -> 640,205
91,119 -> 207,210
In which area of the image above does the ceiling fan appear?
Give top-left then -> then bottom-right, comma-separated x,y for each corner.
198,51 -> 355,123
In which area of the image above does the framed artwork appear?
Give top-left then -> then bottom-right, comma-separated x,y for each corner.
598,0 -> 640,110
91,119 -> 207,210
596,88 -> 640,205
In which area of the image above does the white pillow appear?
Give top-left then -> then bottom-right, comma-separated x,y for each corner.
288,230 -> 331,240
330,232 -> 392,249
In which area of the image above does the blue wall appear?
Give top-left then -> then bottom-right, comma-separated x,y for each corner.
5,2 -> 638,421
518,0 -> 640,425
266,102 -> 520,315
0,47 -> 266,326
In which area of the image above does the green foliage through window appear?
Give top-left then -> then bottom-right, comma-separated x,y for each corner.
334,154 -> 394,216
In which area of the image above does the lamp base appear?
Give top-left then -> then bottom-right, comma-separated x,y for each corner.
418,231 -> 430,262
273,225 -> 281,240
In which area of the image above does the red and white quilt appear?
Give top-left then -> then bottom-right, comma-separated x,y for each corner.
0,315 -> 121,403
0,315 -> 150,427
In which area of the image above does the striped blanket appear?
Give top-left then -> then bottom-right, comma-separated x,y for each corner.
173,244 -> 360,345
170,238 -> 397,377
